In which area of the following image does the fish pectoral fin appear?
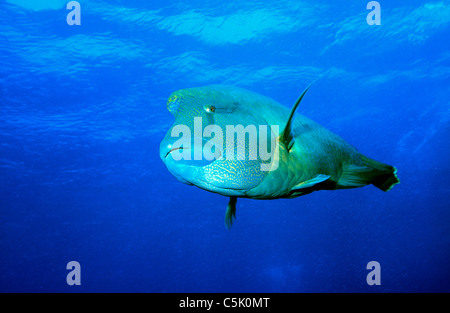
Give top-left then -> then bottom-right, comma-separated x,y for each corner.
292,174 -> 331,190
225,196 -> 237,230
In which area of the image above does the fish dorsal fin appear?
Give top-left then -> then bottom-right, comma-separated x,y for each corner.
280,82 -> 315,152
292,174 -> 331,190
225,196 -> 237,230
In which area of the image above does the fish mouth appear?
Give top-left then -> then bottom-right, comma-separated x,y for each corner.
164,146 -> 190,158
160,143 -> 251,197
161,137 -> 222,165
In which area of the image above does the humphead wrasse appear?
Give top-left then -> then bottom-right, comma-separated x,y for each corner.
159,84 -> 400,229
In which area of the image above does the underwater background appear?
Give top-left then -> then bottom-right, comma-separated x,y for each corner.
0,0 -> 449,293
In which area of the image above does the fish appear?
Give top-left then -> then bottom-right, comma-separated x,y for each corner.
159,84 -> 400,229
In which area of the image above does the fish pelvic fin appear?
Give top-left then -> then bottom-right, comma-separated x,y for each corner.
280,81 -> 315,152
225,196 -> 237,230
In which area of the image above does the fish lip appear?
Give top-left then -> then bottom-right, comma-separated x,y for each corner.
163,138 -> 222,160
164,146 -> 190,158
162,158 -> 193,185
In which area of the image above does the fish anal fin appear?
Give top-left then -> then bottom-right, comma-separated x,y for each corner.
292,174 -> 331,190
225,196 -> 237,230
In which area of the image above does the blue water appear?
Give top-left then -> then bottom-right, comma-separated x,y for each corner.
1,0 -> 449,293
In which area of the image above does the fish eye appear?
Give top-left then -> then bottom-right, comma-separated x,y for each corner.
205,105 -> 216,113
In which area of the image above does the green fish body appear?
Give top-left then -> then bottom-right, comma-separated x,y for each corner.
160,84 -> 399,228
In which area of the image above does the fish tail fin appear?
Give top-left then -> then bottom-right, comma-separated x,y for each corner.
361,155 -> 400,192
338,155 -> 400,192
